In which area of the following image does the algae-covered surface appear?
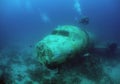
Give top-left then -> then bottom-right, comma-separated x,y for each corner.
0,44 -> 120,84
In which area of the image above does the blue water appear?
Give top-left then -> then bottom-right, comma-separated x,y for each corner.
0,0 -> 120,84
0,0 -> 120,47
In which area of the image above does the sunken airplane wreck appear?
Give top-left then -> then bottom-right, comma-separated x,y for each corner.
35,25 -> 91,66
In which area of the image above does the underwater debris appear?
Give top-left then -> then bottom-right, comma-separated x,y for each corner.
35,25 -> 90,66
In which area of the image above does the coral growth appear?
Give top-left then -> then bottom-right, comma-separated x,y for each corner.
0,43 -> 120,84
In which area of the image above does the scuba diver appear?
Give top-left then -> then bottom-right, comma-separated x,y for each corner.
106,42 -> 118,56
78,16 -> 89,25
